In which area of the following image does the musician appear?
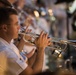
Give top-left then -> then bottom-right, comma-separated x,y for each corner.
0,7 -> 51,75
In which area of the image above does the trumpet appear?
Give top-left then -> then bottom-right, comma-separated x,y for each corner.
19,32 -> 76,58
19,32 -> 76,44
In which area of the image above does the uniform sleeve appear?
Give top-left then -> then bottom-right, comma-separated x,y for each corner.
7,56 -> 28,75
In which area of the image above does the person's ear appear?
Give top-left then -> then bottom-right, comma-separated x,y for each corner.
2,24 -> 7,32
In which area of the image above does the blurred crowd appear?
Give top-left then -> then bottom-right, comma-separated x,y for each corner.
12,0 -> 68,39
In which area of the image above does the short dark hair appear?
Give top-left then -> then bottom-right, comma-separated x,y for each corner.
0,7 -> 18,25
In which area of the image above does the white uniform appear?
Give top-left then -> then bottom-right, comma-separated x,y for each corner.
0,38 -> 28,75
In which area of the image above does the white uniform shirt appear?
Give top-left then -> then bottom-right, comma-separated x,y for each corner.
0,38 -> 28,75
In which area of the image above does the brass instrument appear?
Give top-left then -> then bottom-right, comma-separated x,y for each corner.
19,32 -> 76,58
19,32 -> 76,47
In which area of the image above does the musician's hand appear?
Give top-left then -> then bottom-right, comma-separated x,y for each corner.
34,31 -> 52,50
24,26 -> 32,33
24,15 -> 33,27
